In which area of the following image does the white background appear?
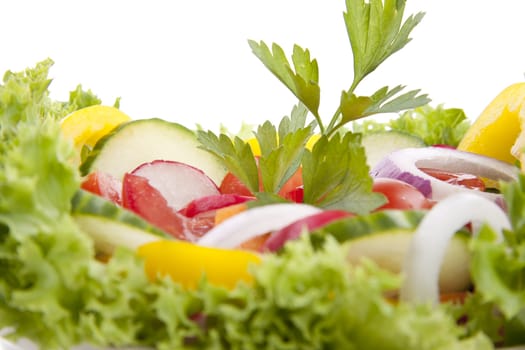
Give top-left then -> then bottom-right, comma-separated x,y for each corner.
1,1 -> 524,131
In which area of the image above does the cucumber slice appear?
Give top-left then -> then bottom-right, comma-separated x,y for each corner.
71,190 -> 171,255
311,210 -> 470,293
345,230 -> 470,294
80,118 -> 227,185
361,130 -> 425,169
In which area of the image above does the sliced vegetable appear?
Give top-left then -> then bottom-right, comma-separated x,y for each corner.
419,167 -> 486,191
219,171 -> 254,196
262,210 -> 354,252
60,105 -> 131,162
458,82 -> 525,164
80,171 -> 122,204
122,173 -> 191,241
71,189 -> 169,255
346,229 -> 471,294
372,177 -> 432,210
371,147 -> 518,201
137,239 -> 261,289
361,130 -> 425,168
131,159 -> 220,211
400,193 -> 511,304
197,203 -> 322,248
80,118 -> 227,184
312,208 -> 470,294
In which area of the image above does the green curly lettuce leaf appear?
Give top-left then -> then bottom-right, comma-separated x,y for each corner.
353,104 -> 470,147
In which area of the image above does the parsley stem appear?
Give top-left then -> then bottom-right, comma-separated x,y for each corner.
314,114 -> 326,135
326,106 -> 343,136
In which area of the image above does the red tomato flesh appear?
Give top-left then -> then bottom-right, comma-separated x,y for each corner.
219,172 -> 254,196
372,177 -> 432,211
81,171 -> 122,204
419,167 -> 486,191
122,173 -> 192,241
219,165 -> 303,199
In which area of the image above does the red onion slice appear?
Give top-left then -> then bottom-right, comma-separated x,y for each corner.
371,147 -> 518,201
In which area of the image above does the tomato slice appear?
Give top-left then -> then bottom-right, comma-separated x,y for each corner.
81,171 -> 122,204
278,167 -> 303,197
219,172 -> 254,196
419,167 -> 486,191
219,166 -> 303,199
372,178 -> 432,211
122,173 -> 192,241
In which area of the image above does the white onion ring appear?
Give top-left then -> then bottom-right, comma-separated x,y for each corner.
371,147 -> 518,201
196,203 -> 322,248
399,192 -> 511,305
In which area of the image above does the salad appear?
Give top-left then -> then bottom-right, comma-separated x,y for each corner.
1,0 -> 525,349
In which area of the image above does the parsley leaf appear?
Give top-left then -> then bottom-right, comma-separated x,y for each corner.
200,0 -> 427,214
251,0 -> 428,137
256,103 -> 314,193
344,0 -> 425,91
302,133 -> 385,214
333,85 -> 430,134
197,104 -> 313,195
197,131 -> 260,192
249,41 -> 322,131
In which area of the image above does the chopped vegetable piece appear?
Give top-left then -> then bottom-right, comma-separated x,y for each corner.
131,159 -> 220,211
137,239 -> 261,289
60,105 -> 131,162
122,173 -> 191,241
458,82 -> 525,164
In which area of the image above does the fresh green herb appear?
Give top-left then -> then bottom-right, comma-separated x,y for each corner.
302,132 -> 385,213
249,0 -> 429,136
198,103 -> 314,194
200,0 -> 428,212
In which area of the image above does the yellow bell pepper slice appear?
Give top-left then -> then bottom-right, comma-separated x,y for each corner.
458,82 -> 525,164
137,239 -> 262,289
61,105 -> 131,158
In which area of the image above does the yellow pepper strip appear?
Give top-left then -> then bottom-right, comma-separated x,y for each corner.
61,105 -> 131,162
137,239 -> 262,289
458,82 -> 525,164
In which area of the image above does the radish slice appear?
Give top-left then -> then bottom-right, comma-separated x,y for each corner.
131,159 -> 220,210
371,147 -> 518,201
197,203 -> 322,248
399,192 -> 511,304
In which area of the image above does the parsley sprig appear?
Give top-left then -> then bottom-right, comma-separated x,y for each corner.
199,104 -> 314,194
249,0 -> 428,136
198,0 -> 427,213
